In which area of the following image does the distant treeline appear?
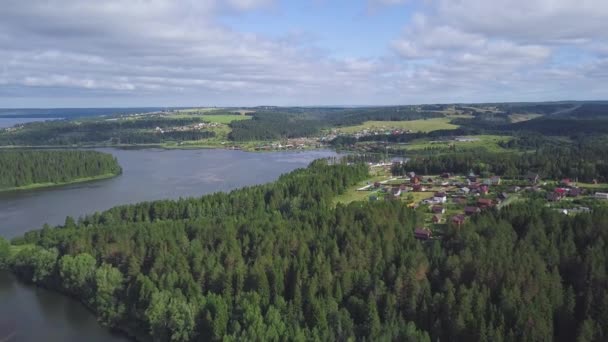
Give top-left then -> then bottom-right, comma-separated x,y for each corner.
325,107 -> 444,126
2,160 -> 607,341
228,112 -> 325,141
394,138 -> 608,182
0,150 -> 121,189
0,118 -> 214,146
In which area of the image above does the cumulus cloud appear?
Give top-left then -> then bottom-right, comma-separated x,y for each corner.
1,0 -> 607,106
389,0 -> 608,102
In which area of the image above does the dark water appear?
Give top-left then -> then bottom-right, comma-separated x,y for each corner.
0,148 -> 338,341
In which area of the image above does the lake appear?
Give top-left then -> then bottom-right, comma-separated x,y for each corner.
0,148 -> 339,341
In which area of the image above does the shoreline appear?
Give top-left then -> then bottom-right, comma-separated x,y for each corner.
0,172 -> 121,193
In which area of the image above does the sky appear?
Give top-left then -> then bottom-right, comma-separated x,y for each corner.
1,0 -> 607,107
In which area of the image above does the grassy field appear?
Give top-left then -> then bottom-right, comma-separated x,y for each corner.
338,117 -> 459,134
403,135 -> 513,153
333,176 -> 389,205
0,173 -> 119,193
201,115 -> 251,124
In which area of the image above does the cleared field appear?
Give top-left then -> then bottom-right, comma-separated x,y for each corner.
404,135 -> 513,153
201,115 -> 251,124
509,113 -> 543,123
338,118 -> 459,134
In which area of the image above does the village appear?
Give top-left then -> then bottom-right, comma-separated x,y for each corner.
344,162 -> 608,242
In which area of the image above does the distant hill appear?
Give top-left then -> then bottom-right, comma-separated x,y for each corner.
0,107 -> 185,119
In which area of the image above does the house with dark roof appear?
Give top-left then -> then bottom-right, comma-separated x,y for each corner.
568,188 -> 582,197
480,185 -> 489,195
477,198 -> 494,208
465,206 -> 481,215
414,227 -> 432,240
526,172 -> 540,184
431,205 -> 446,214
451,214 -> 466,226
412,184 -> 426,192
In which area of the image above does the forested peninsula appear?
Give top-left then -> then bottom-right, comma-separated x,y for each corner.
0,159 -> 606,341
0,150 -> 122,191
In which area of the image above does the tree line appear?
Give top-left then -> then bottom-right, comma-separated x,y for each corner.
0,117 -> 214,146
0,150 -> 121,189
2,160 -> 607,341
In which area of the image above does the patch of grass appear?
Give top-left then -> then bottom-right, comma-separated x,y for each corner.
577,182 -> 608,190
201,115 -> 251,124
403,135 -> 513,153
338,118 -> 459,134
333,176 -> 392,205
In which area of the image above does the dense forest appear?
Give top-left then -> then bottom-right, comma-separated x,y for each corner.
0,118 -> 215,146
228,113 -> 325,141
393,138 -> 608,182
2,160 -> 607,341
0,150 -> 121,190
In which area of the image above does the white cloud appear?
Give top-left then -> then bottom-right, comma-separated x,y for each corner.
1,0 -> 608,106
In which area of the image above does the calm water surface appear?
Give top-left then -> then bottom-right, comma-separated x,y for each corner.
0,148 -> 338,341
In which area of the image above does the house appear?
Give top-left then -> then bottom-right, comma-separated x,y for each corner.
490,176 -> 501,185
451,214 -> 466,226
554,188 -> 568,199
412,184 -> 426,192
480,185 -> 489,195
408,172 -> 416,179
458,187 -> 470,195
526,172 -> 540,184
498,192 -> 509,200
568,188 -> 582,197
465,206 -> 481,215
373,181 -> 382,188
432,214 -> 443,223
390,187 -> 402,197
561,178 -> 572,186
453,196 -> 468,205
427,177 -> 434,183
414,227 -> 432,240
509,186 -> 521,193
477,198 -> 494,208
433,192 -> 447,203
468,176 -> 478,183
410,176 -> 421,185
595,192 -> 608,200
441,172 -> 451,179
547,192 -> 562,202
431,205 -> 446,214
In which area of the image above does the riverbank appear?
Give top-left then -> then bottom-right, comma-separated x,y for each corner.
0,172 -> 120,193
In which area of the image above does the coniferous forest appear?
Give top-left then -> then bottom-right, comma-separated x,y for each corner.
1,160 -> 606,341
0,150 -> 122,190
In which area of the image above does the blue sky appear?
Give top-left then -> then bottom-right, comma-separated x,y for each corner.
1,0 -> 607,107
220,0 -> 417,59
